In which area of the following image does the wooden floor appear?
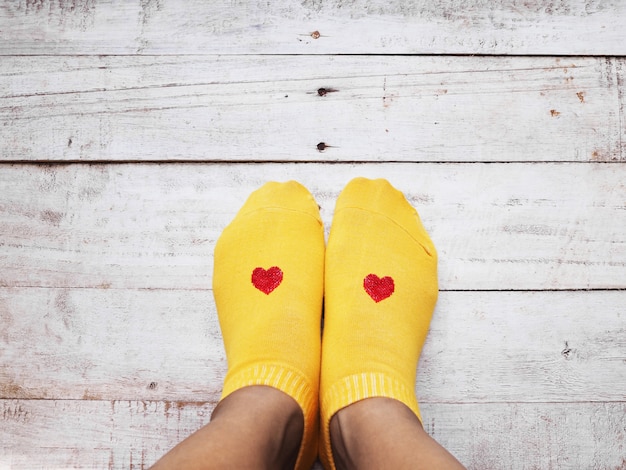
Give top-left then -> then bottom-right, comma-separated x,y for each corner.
1,1 -> 625,468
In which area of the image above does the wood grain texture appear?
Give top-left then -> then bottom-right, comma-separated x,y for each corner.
1,56 -> 623,163
1,0 -> 625,55
2,1 -> 626,468
1,289 -> 624,403
1,163 -> 624,291
421,402 -> 626,470
618,58 -> 626,160
1,400 -> 624,469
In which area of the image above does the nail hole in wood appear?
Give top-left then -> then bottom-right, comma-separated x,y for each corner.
317,87 -> 338,96
561,342 -> 572,360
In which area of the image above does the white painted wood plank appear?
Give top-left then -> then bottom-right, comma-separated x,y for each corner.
0,163 -> 624,290
618,58 -> 626,161
1,400 -> 624,469
420,402 -> 626,470
1,56 -> 622,163
1,0 -> 625,55
1,289 -> 624,402
0,287 -> 225,403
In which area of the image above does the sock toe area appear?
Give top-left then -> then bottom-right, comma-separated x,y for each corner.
236,180 -> 321,221
335,177 -> 436,256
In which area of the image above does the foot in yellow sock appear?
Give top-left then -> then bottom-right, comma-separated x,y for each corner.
213,181 -> 324,470
320,177 -> 439,469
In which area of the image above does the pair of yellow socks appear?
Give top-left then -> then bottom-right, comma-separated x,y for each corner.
213,178 -> 438,470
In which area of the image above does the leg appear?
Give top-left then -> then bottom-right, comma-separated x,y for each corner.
330,398 -> 465,470
151,386 -> 303,470
151,181 -> 325,469
320,178 -> 465,469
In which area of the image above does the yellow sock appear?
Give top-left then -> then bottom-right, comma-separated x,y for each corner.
320,177 -> 439,469
213,181 -> 324,470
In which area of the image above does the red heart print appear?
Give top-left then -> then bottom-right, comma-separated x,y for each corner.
251,266 -> 283,294
363,274 -> 394,302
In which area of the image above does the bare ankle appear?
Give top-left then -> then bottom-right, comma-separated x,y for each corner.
329,398 -> 465,470
279,399 -> 305,469
331,398 -> 411,470
211,386 -> 304,469
329,406 -> 353,470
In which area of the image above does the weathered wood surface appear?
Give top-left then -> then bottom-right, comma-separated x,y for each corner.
1,0 -> 626,56
1,56 -> 624,163
1,163 -> 624,291
2,1 -> 626,468
1,400 -> 625,469
1,289 -> 625,403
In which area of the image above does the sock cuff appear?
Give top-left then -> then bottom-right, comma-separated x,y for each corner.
319,372 -> 422,470
222,362 -> 316,407
221,363 -> 319,470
